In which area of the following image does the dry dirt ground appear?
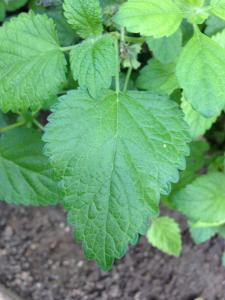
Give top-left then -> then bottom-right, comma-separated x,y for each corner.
0,203 -> 225,300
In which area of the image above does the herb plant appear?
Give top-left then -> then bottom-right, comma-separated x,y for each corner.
1,0 -> 225,270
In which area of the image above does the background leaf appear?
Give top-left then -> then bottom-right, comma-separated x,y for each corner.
63,0 -> 103,38
114,0 -> 183,38
176,31 -> 225,117
0,128 -> 60,206
0,12 -> 67,112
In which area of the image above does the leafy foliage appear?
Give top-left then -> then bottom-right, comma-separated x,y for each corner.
176,30 -> 225,117
114,0 -> 183,38
171,172 -> 225,226
0,128 -> 60,205
136,59 -> 178,95
63,0 -> 103,38
0,0 -> 225,270
147,216 -> 182,257
146,29 -> 182,64
44,90 -> 189,269
0,12 -> 66,112
70,35 -> 116,98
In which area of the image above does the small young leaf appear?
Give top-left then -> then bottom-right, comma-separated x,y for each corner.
181,96 -> 219,139
147,216 -> 182,257
136,59 -> 178,95
0,128 -> 60,206
63,0 -> 103,38
44,90 -> 190,269
176,31 -> 225,117
70,35 -> 116,98
0,12 -> 67,112
114,0 -> 183,38
146,29 -> 182,64
171,172 -> 225,225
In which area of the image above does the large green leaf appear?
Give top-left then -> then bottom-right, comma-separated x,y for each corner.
171,172 -> 225,225
146,29 -> 182,64
0,12 -> 67,112
0,128 -> 60,206
114,0 -> 183,38
70,35 -> 116,98
176,30 -> 225,117
63,0 -> 103,38
147,216 -> 182,256
44,89 -> 190,269
136,59 -> 178,95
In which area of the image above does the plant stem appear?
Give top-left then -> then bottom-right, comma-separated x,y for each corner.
123,67 -> 132,92
60,45 -> 77,52
33,119 -> 45,131
0,120 -> 26,133
124,36 -> 145,43
110,32 -> 145,44
114,38 -> 120,95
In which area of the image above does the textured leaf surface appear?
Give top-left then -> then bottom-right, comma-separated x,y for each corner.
210,0 -> 225,21
146,29 -> 182,64
70,35 -> 116,98
176,31 -> 225,117
0,128 -> 59,206
44,90 -> 190,269
136,59 -> 178,95
171,172 -> 225,225
114,0 -> 183,38
63,0 -> 103,38
175,0 -> 209,24
0,12 -> 66,112
189,224 -> 217,244
147,216 -> 182,256
181,97 -> 219,139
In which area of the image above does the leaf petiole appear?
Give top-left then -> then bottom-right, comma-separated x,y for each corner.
114,38 -> 120,94
33,119 -> 45,131
0,120 -> 26,133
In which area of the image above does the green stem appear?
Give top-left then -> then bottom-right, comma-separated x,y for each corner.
111,32 -> 145,44
0,120 -> 25,133
124,36 -> 145,43
33,119 -> 45,131
60,44 -> 77,52
123,67 -> 132,92
114,38 -> 120,95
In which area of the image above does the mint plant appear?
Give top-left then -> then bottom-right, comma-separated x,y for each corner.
0,0 -> 225,270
